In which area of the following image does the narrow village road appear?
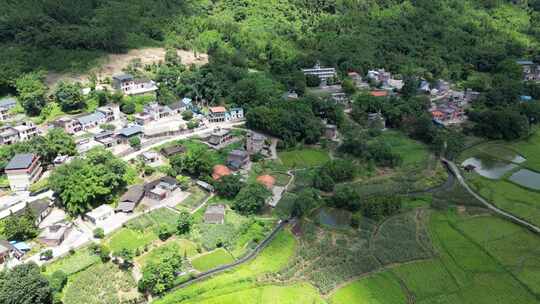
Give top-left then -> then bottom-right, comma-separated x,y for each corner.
443,158 -> 540,234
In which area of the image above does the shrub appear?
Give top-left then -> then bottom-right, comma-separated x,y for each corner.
49,270 -> 67,293
158,224 -> 174,241
93,228 -> 105,239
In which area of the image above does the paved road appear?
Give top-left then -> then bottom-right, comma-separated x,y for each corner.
443,158 -> 540,234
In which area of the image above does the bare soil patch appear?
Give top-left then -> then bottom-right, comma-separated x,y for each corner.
46,48 -> 208,87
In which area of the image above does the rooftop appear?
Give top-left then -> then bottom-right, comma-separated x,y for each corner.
113,74 -> 134,81
209,106 -> 227,113
5,153 -> 36,170
119,185 -> 144,204
77,112 -> 105,125
117,125 -> 143,137
86,204 -> 113,219
0,97 -> 17,108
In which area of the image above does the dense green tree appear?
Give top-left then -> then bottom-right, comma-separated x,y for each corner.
139,252 -> 183,295
176,211 -> 193,235
329,185 -> 361,211
15,72 -> 47,116
54,81 -> 85,112
2,208 -> 38,241
49,148 -> 127,215
0,263 -> 52,304
170,146 -> 214,178
291,188 -> 319,217
232,183 -> 271,215
214,174 -> 244,199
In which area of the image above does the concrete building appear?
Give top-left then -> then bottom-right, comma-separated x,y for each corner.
204,205 -> 225,224
94,131 -> 118,148
324,124 -> 338,140
77,112 -> 106,130
302,63 -> 337,86
37,223 -> 72,246
246,132 -> 266,155
85,205 -> 114,225
96,105 -> 120,122
0,127 -> 20,145
135,103 -> 172,125
160,145 -> 185,158
5,154 -> 42,192
52,117 -> 82,134
0,240 -> 23,264
117,125 -> 143,144
208,129 -> 233,146
12,122 -> 38,141
517,60 -> 540,81
144,176 -> 178,201
227,150 -> 249,170
116,185 -> 144,213
208,106 -> 228,123
0,97 -> 17,122
112,74 -> 158,96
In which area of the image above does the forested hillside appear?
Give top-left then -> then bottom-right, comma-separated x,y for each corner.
1,0 -> 539,92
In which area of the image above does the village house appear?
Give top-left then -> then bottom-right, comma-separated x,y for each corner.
0,240 -> 23,264
116,185 -> 144,213
370,90 -> 389,98
204,205 -> 226,224
227,150 -> 249,170
160,145 -> 185,158
12,122 -> 38,141
85,205 -> 114,225
208,106 -> 228,123
144,176 -> 178,201
517,60 -> 540,81
77,112 -> 106,130
0,127 -> 20,145
0,97 -> 16,122
302,63 -> 337,86
141,151 -> 159,163
246,132 -> 267,155
112,74 -> 158,96
135,102 -> 172,125
96,105 -> 120,122
212,165 -> 232,181
208,129 -> 233,146
347,72 -> 369,89
169,98 -> 191,114
226,108 -> 244,121
94,131 -> 118,148
430,103 -> 465,124
117,125 -> 143,144
52,117 -> 82,134
5,153 -> 43,192
38,223 -> 72,246
324,124 -> 338,140
15,199 -> 53,226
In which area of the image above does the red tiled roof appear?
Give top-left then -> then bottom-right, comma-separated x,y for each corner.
370,91 -> 388,97
209,106 -> 227,113
212,165 -> 232,180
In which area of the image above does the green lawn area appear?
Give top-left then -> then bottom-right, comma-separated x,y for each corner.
155,229 -> 296,304
279,148 -> 330,169
377,131 -> 429,167
191,248 -> 235,272
106,228 -> 157,253
44,247 -> 100,276
248,161 -> 291,186
137,238 -> 199,268
330,272 -> 406,304
62,262 -> 141,304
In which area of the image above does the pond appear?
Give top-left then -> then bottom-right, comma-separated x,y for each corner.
509,169 -> 540,190
462,157 -> 518,180
317,207 -> 351,229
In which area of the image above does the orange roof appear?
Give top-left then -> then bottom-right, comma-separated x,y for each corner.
370,90 -> 388,97
212,165 -> 232,180
209,106 -> 227,113
348,71 -> 359,76
256,175 -> 276,189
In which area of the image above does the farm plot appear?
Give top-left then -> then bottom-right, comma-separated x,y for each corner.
191,248 -> 235,272
63,262 -> 141,304
44,247 -> 100,276
137,238 -> 199,268
106,207 -> 179,252
278,210 -> 432,294
155,229 -> 296,304
330,210 -> 540,304
279,148 -> 330,169
329,272 -> 406,304
177,186 -> 209,211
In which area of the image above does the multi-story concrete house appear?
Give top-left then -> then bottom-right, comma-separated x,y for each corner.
52,117 -> 82,134
12,122 -> 38,141
112,74 -> 158,96
0,97 -> 16,122
5,153 -> 43,192
302,62 -> 337,86
208,106 -> 228,123
517,60 -> 540,81
0,127 -> 20,145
